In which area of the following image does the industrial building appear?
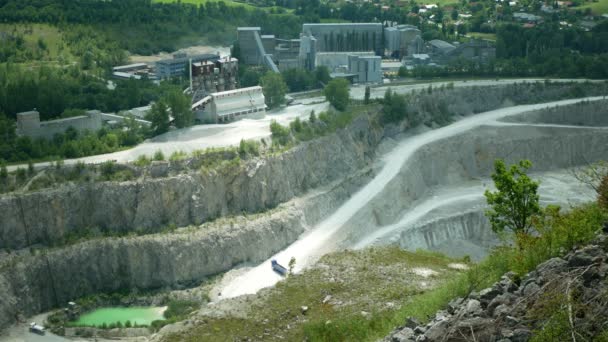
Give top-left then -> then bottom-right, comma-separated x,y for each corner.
16,110 -> 103,139
191,57 -> 239,102
237,27 -> 279,72
348,55 -> 382,83
192,86 -> 266,124
156,53 -> 220,79
315,51 -> 382,83
112,63 -> 154,80
384,24 -> 424,58
428,40 -> 457,55
440,40 -> 496,64
302,23 -> 384,55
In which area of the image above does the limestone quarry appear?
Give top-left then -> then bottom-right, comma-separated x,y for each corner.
1,82 -> 608,341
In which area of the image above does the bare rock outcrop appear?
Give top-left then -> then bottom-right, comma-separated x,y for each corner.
385,231 -> 608,342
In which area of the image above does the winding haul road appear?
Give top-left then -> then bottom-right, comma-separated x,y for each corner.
218,96 -> 606,299
7,78 -> 595,172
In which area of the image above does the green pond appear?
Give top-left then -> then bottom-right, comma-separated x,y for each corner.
72,307 -> 166,327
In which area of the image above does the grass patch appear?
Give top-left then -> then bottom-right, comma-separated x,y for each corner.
573,0 -> 608,14
164,247 -> 466,341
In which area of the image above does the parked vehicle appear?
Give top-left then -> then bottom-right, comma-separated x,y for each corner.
271,259 -> 288,276
29,322 -> 45,335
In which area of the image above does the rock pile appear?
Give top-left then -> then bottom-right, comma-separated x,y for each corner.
385,232 -> 608,342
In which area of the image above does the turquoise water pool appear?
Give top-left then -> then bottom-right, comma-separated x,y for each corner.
72,306 -> 166,327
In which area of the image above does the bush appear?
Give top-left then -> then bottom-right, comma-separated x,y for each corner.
164,300 -> 199,320
0,162 -> 7,180
100,161 -> 116,178
238,139 -> 260,157
134,155 -> 151,167
153,150 -> 165,161
169,151 -> 188,162
16,168 -> 27,182
270,120 -> 291,146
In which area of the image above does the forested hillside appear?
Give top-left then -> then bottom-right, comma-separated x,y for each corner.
0,0 -> 303,54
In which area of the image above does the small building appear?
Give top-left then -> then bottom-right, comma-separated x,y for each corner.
17,110 -> 102,140
112,63 -> 148,73
156,54 -> 220,79
193,86 -> 266,124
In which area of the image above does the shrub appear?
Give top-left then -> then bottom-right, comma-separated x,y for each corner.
16,168 -> 26,182
0,162 -> 7,180
270,120 -> 291,146
164,300 -> 199,320
169,151 -> 188,162
100,161 -> 116,178
134,155 -> 151,167
238,139 -> 260,157
153,150 -> 165,161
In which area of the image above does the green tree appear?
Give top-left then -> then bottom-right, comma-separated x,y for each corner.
166,90 -> 193,128
260,72 -> 288,109
314,66 -> 331,85
148,100 -> 170,135
324,78 -> 350,111
0,162 -> 7,181
364,86 -> 371,104
484,159 -> 541,238
382,89 -> 408,123
598,174 -> 608,210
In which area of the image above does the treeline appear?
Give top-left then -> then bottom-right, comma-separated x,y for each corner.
408,53 -> 608,79
496,22 -> 608,58
0,63 -> 184,119
0,0 -> 303,54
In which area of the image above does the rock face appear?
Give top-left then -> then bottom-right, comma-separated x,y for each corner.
0,113 -> 381,330
384,233 -> 608,342
338,124 -> 608,248
0,114 -> 382,251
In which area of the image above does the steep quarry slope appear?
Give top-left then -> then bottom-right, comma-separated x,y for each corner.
0,85 -> 606,331
0,115 -> 381,251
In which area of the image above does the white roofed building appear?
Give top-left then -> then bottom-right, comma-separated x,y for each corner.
193,86 -> 266,124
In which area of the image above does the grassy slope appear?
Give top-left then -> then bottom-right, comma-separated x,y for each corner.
0,23 -> 76,65
164,247 -> 467,341
575,0 -> 608,14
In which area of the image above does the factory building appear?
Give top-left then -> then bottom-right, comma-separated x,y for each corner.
191,57 -> 239,102
427,40 -> 457,55
441,40 -> 496,64
348,55 -> 382,83
156,53 -> 220,79
384,25 -> 423,58
237,27 -> 279,72
192,86 -> 266,124
16,110 -> 103,139
302,23 -> 384,55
